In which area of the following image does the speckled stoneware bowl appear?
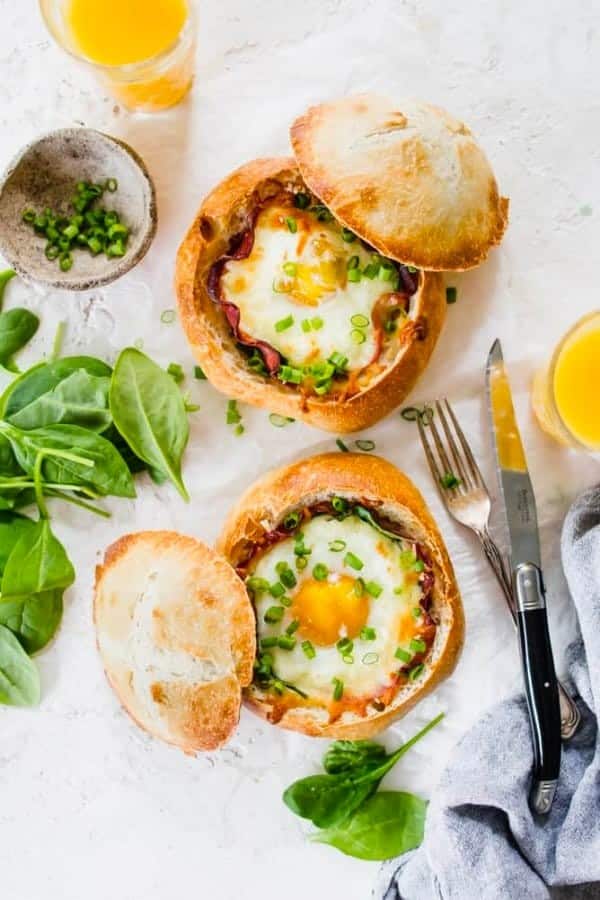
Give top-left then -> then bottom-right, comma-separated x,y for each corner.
0,128 -> 157,290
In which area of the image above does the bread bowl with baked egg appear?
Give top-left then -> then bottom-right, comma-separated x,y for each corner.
217,452 -> 464,739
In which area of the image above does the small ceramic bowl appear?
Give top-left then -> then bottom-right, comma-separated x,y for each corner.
0,128 -> 157,290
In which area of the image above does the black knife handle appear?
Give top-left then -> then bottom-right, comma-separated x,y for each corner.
514,562 -> 561,815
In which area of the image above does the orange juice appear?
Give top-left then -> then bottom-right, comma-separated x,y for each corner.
532,311 -> 600,451
40,0 -> 196,111
65,0 -> 188,66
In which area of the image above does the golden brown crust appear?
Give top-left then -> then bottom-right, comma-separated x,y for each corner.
217,453 -> 464,739
174,157 -> 447,433
94,531 -> 256,753
290,95 -> 509,271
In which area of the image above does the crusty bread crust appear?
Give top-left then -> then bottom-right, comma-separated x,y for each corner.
291,95 -> 508,271
174,157 -> 446,433
94,531 -> 255,753
217,453 -> 464,739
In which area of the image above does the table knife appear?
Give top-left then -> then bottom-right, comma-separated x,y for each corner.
486,338 -> 561,815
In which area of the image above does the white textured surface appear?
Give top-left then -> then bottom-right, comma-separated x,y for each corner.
2,2 -> 600,899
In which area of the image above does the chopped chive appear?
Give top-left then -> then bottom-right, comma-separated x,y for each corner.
347,255 -> 360,270
246,576 -> 270,595
264,606 -> 285,624
283,261 -> 297,276
362,652 -> 379,665
277,635 -> 297,651
446,286 -> 457,304
301,319 -> 312,332
410,638 -> 427,654
280,595 -> 293,607
167,362 -> 184,383
362,262 -> 379,279
332,678 -> 344,701
409,663 -> 425,681
329,352 -> 348,371
351,329 -> 366,344
269,412 -> 295,427
105,178 -> 118,192
342,654 -> 355,665
341,228 -> 356,242
275,314 -> 294,333
302,640 -> 316,659
283,511 -> 301,529
278,364 -> 303,384
280,568 -> 297,589
350,313 -> 369,328
286,619 -> 300,636
441,472 -> 460,489
312,563 -> 329,581
365,581 -> 382,598
59,253 -> 73,272
395,646 -> 413,663
336,438 -> 349,452
45,244 -> 60,260
311,317 -> 323,330
161,309 -> 176,324
347,268 -> 361,283
332,496 -> 348,514
235,423 -> 244,436
354,577 -> 365,597
344,551 -> 364,571
312,204 -> 333,222
360,626 -> 377,641
355,439 -> 375,452
400,406 -> 421,422
260,636 -> 279,649
336,637 -> 353,655
414,559 -> 425,573
328,539 -> 346,552
296,556 -> 308,570
194,365 -> 207,380
22,209 -> 36,224
399,549 -> 417,568
294,192 -> 311,209
226,399 -> 242,424
285,217 -> 298,233
269,581 -> 285,598
411,606 -> 423,620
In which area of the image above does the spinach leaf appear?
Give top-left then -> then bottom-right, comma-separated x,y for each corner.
0,511 -> 37,573
323,740 -> 388,774
0,356 -> 112,420
310,791 -> 427,860
8,369 -> 111,432
110,348 -> 189,500
0,623 -> 40,706
0,308 -> 39,364
1,518 -> 74,598
0,431 -> 22,476
0,589 -> 62,654
2,423 -> 136,498
0,269 -> 16,310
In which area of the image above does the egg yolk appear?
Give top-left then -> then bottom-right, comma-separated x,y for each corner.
397,607 -> 420,644
291,575 -> 369,646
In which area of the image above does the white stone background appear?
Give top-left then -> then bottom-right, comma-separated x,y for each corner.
1,1 -> 600,898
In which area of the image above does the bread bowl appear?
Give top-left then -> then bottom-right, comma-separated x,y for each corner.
217,453 -> 464,739
175,156 -> 446,433
94,530 -> 255,753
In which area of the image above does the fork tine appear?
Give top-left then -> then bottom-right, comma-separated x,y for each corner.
427,414 -> 458,489
443,398 -> 487,490
416,415 -> 445,494
435,400 -> 471,490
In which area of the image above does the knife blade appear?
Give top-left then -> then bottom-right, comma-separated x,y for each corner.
486,338 -> 561,815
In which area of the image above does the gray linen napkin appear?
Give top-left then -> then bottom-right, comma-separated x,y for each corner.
377,485 -> 600,900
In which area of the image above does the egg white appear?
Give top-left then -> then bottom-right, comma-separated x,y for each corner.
251,514 -> 425,703
220,204 -> 396,371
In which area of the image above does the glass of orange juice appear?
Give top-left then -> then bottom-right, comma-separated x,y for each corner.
532,310 -> 600,452
39,0 -> 196,112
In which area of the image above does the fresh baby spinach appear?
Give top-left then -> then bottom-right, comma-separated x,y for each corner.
0,308 -> 39,366
0,356 -> 112,420
0,269 -> 16,309
110,348 -> 190,500
323,739 -> 388,774
7,369 -> 111,432
1,518 -> 75,598
0,589 -> 63,654
0,623 -> 40,706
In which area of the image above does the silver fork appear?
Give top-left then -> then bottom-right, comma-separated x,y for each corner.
416,398 -> 580,741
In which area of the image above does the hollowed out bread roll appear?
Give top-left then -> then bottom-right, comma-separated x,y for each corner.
94,531 -> 255,752
291,94 -> 509,271
217,453 -> 464,739
175,157 -> 446,433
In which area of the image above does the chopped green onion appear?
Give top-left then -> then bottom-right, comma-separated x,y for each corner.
167,362 -> 184,383
446,286 -> 457,304
280,595 -> 292,607
286,619 -> 300,636
362,262 -> 379,279
351,329 -> 366,344
283,261 -> 297,276
347,268 -> 361,283
362,652 -> 379,665
161,309 -> 176,324
280,568 -> 297,589
22,209 -> 36,224
278,364 -> 303,384
365,581 -> 382,598
269,413 -> 295,427
194,365 -> 207,380
332,677 -> 344,701
350,313 -> 369,328
45,244 -> 60,260
347,255 -> 360,270
285,217 -> 298,233
260,636 -> 279,649
336,637 -> 353,655
311,317 -> 323,330
331,496 -> 348,514
399,549 -> 417,568
409,663 -> 425,681
400,406 -> 421,421
354,577 -> 365,597
328,539 -> 346,552
226,399 -> 242,424
312,205 -> 333,222
410,638 -> 427,654
329,352 -> 348,371
283,511 -> 301,529
336,438 -> 349,452
414,559 -> 425,573
247,352 -> 267,375
277,635 -> 297,651
275,315 -> 294,332
395,646 -> 413,664
441,472 -> 460,489
59,253 -> 73,272
301,319 -> 312,333
105,178 -> 118,192
344,551 -> 364,571
264,606 -> 285,624
342,654 -> 355,665
312,563 -> 329,581
302,640 -> 316,659
269,582 -> 285,598
294,193 -> 311,209
296,556 -> 308,571
355,439 -> 375,452
411,606 -> 423,620
246,576 -> 270,595
394,585 -> 405,595
341,228 -> 356,243
235,424 -> 244,436
360,626 -> 377,641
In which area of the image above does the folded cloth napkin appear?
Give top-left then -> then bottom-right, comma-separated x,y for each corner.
377,485 -> 600,900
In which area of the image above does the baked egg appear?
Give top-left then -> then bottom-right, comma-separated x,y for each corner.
220,197 -> 409,376
247,510 -> 433,711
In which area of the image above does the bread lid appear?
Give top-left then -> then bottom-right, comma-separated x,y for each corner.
290,94 -> 508,271
94,531 -> 255,753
